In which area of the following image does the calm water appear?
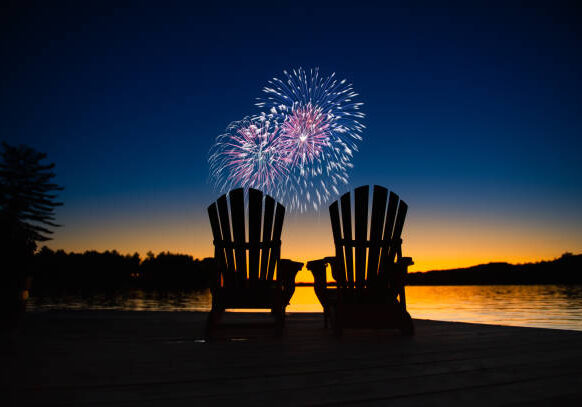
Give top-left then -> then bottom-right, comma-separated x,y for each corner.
27,285 -> 582,331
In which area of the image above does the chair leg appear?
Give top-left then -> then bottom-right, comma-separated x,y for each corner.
399,310 -> 415,336
205,307 -> 223,340
330,305 -> 343,337
272,305 -> 285,337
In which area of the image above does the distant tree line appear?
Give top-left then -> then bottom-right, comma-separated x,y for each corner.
407,252 -> 582,285
24,249 -> 582,294
31,247 -> 216,293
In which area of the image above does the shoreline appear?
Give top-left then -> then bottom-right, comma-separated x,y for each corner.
16,309 -> 582,334
14,308 -> 582,333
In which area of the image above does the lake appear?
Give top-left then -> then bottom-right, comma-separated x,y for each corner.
27,285 -> 582,331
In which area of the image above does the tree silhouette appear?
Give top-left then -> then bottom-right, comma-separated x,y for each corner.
0,142 -> 63,254
0,142 -> 63,325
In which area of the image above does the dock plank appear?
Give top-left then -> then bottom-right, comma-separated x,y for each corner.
2,311 -> 581,406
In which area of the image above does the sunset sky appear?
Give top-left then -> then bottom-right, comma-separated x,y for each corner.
2,2 -> 581,280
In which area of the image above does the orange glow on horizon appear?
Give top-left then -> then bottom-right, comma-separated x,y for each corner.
47,210 -> 582,284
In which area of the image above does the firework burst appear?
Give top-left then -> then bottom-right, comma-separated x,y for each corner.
208,67 -> 365,212
208,117 -> 288,195
255,67 -> 365,211
279,103 -> 330,167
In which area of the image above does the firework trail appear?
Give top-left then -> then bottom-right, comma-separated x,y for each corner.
255,67 -> 365,211
208,117 -> 288,196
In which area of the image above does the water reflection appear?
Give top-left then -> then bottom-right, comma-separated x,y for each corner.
403,285 -> 582,331
289,285 -> 582,331
27,289 -> 212,312
27,285 -> 582,331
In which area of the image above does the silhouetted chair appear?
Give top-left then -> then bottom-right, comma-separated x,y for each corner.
306,185 -> 414,336
206,188 -> 303,337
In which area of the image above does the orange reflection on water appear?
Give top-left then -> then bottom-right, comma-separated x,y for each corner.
287,285 -> 582,331
26,285 -> 582,330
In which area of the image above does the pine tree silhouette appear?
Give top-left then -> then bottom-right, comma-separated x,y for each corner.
0,142 -> 63,254
1,142 -> 63,325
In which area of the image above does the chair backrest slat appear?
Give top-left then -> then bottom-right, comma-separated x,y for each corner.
378,191 -> 399,278
217,194 -> 235,286
248,188 -> 263,283
367,186 -> 388,287
207,203 -> 224,287
354,186 -> 369,289
387,200 -> 408,263
260,195 -> 275,280
340,193 -> 354,288
229,188 -> 247,283
267,203 -> 285,281
329,201 -> 346,286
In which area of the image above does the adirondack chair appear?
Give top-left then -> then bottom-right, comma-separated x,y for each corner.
206,188 -> 303,337
306,185 -> 415,336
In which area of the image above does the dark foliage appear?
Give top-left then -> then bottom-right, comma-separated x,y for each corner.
0,142 -> 63,251
0,143 -> 63,324
407,253 -> 582,285
139,251 -> 214,288
31,247 -> 216,294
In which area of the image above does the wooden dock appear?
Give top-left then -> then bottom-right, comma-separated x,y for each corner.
2,311 -> 582,406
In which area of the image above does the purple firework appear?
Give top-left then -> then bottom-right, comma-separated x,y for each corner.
208,118 -> 288,195
279,103 -> 331,167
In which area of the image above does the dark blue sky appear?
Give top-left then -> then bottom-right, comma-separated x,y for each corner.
2,1 -> 581,268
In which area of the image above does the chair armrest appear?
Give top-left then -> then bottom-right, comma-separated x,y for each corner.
278,259 -> 304,305
306,257 -> 338,308
394,257 -> 413,311
279,259 -> 303,283
397,257 -> 414,268
306,257 -> 336,288
395,257 -> 413,287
